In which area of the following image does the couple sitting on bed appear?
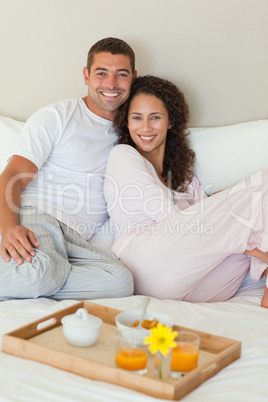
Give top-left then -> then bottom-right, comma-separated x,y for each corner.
0,37 -> 267,307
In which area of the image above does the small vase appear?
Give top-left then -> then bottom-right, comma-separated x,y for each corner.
153,351 -> 170,381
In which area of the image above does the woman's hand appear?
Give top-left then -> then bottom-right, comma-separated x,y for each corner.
244,247 -> 268,264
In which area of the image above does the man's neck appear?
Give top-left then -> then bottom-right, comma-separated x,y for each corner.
82,97 -> 115,121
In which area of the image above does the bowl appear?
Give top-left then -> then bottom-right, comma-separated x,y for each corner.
115,309 -> 174,337
61,308 -> 103,347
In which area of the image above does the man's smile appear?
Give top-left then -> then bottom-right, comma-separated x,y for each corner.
100,91 -> 121,98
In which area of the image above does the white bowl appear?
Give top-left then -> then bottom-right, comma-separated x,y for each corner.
115,309 -> 174,336
61,308 -> 103,347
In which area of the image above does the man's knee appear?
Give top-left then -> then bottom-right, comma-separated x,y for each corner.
0,251 -> 70,299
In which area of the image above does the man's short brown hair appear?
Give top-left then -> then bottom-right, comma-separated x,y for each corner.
87,37 -> 135,74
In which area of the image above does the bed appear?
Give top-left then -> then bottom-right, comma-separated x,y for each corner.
0,117 -> 268,402
1,1 -> 268,399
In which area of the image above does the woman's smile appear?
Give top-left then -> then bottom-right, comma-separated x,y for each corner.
138,135 -> 157,142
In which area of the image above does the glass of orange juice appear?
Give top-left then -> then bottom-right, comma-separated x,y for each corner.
170,331 -> 200,379
115,329 -> 148,375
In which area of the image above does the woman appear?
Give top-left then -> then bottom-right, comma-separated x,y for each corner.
104,75 -> 268,307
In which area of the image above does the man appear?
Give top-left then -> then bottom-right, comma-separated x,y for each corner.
0,37 -> 136,300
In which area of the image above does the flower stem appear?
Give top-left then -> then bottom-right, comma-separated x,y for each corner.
159,354 -> 163,379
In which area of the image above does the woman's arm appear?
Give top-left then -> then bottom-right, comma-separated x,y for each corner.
104,144 -> 177,221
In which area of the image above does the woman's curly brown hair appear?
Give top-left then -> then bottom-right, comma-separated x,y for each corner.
113,75 -> 195,191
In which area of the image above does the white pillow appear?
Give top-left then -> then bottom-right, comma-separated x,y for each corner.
0,116 -> 24,173
1,116 -> 268,197
189,120 -> 268,195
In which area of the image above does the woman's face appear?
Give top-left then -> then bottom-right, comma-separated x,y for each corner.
127,93 -> 171,157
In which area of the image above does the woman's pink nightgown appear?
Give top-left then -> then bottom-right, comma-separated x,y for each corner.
104,144 -> 268,301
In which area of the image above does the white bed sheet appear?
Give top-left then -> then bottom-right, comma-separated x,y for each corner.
0,273 -> 267,402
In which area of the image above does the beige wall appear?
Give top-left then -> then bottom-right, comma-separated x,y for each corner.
0,0 -> 267,127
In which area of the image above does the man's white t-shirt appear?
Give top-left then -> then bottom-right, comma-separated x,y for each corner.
13,98 -> 117,240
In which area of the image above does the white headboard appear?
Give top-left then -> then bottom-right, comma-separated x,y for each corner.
1,0 -> 267,127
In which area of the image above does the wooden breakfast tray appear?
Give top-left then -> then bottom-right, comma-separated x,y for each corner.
2,301 -> 241,400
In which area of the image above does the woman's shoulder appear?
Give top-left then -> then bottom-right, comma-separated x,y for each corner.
107,144 -> 150,177
109,144 -> 141,160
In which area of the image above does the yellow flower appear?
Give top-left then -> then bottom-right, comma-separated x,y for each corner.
144,323 -> 178,356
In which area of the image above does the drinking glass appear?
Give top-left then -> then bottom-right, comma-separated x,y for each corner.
115,329 -> 148,375
170,331 -> 200,379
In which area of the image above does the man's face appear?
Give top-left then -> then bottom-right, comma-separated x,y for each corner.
83,52 -> 136,121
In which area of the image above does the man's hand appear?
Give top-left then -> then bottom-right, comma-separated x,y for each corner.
0,156 -> 39,265
1,225 -> 40,265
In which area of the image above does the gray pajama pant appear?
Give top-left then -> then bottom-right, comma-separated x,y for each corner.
0,207 -> 133,300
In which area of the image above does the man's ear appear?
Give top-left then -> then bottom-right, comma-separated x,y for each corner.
83,67 -> 89,85
132,70 -> 137,82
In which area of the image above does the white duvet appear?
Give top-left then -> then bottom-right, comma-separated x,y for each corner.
0,272 -> 267,402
